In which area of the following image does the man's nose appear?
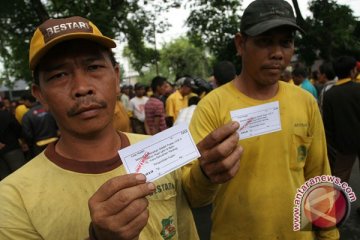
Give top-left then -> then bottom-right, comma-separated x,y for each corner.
269,44 -> 284,60
71,70 -> 95,98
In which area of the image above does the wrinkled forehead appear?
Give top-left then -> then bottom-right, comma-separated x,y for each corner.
37,39 -> 108,69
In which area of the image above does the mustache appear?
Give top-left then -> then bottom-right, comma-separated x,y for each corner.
67,96 -> 107,117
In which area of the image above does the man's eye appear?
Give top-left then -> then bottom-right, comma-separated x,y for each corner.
47,72 -> 67,81
281,39 -> 294,48
254,38 -> 272,47
88,65 -> 103,71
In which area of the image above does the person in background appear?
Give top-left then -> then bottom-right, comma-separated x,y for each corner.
0,101 -> 27,180
292,64 -> 318,99
174,96 -> 200,126
119,85 -> 131,112
280,65 -> 293,83
22,101 -> 59,157
318,61 -> 337,113
113,98 -> 131,132
182,0 -> 339,239
166,77 -> 196,127
15,93 -> 36,124
160,81 -> 174,106
144,76 -> 168,135
129,83 -> 149,134
323,55 -> 360,183
213,61 -> 236,87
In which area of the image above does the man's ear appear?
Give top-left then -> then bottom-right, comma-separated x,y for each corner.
234,33 -> 245,57
31,84 -> 49,110
114,64 -> 121,96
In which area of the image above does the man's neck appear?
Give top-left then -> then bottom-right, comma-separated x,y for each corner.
234,75 -> 279,100
55,126 -> 121,162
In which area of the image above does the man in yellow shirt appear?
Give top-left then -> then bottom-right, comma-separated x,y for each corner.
14,93 -> 36,124
182,0 -> 339,239
0,16 -> 241,240
166,77 -> 195,126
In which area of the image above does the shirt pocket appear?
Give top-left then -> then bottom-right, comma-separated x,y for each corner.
290,133 -> 313,171
146,188 -> 178,240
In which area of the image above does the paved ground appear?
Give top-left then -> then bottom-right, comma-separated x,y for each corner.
192,160 -> 360,240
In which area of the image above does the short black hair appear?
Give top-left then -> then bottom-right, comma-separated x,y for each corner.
134,82 -> 145,90
292,64 -> 307,78
319,62 -> 336,80
213,61 -> 236,86
333,56 -> 356,79
151,76 -> 167,93
32,41 -> 117,85
188,96 -> 200,106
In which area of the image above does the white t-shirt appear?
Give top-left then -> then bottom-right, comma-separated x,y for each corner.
130,96 -> 149,122
174,105 -> 197,126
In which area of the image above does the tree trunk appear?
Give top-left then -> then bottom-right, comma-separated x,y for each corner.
30,0 -> 50,23
292,0 -> 307,30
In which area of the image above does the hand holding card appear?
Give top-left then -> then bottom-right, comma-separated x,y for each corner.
118,123 -> 201,182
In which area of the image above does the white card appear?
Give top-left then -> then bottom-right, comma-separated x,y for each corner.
230,101 -> 281,140
118,123 -> 201,182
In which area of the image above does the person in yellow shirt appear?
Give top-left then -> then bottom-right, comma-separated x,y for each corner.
165,77 -> 196,126
14,93 -> 36,124
113,99 -> 131,132
182,0 -> 339,239
0,16 -> 241,240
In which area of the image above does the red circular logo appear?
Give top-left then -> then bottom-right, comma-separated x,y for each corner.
303,185 -> 348,228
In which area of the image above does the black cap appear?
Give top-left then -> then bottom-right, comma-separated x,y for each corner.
182,78 -> 197,90
240,0 -> 304,36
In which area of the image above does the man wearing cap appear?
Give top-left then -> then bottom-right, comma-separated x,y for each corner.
0,16 -> 242,240
165,77 -> 195,127
182,0 -> 339,239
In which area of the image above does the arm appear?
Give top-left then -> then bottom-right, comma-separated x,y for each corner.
182,121 -> 242,207
304,97 -> 332,179
88,174 -> 155,240
304,99 -> 340,239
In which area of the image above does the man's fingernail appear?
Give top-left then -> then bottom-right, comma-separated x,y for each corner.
147,183 -> 156,191
136,174 -> 146,181
232,121 -> 239,128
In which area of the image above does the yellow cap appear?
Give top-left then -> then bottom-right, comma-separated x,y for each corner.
29,16 -> 116,70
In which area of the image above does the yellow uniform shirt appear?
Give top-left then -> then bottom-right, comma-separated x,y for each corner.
0,133 -> 198,240
113,100 -> 131,132
166,90 -> 188,121
15,104 -> 29,124
183,81 -> 339,240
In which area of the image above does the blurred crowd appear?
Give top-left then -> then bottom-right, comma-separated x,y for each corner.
1,57 -> 360,184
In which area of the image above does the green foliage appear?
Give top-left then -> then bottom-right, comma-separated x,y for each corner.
0,0 -> 40,85
185,0 -> 242,66
136,37 -> 212,84
161,37 -> 211,80
0,0 -> 169,86
296,0 -> 360,65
